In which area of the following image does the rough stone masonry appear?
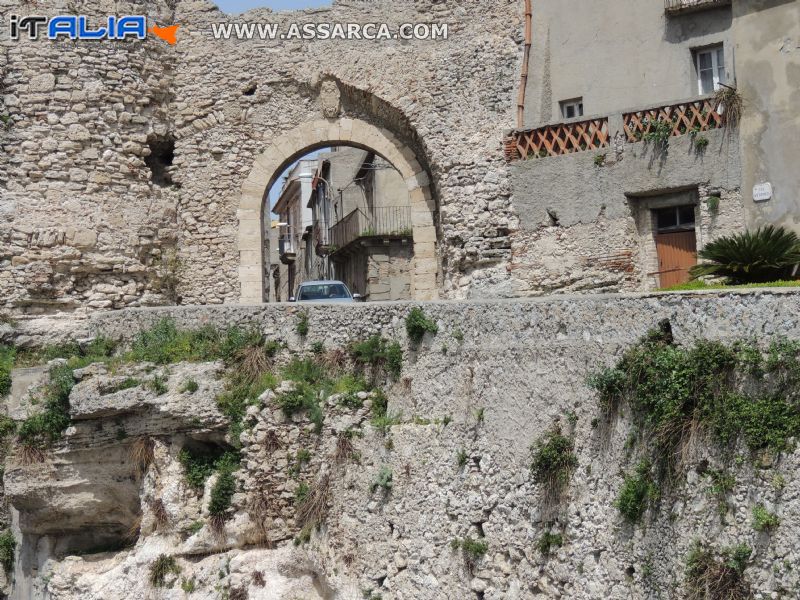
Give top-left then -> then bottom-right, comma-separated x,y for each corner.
2,290 -> 800,598
0,0 -> 523,313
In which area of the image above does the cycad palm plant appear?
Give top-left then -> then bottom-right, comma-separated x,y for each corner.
690,226 -> 800,284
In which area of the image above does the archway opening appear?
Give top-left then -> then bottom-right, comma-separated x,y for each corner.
238,117 -> 438,304
266,144 -> 415,303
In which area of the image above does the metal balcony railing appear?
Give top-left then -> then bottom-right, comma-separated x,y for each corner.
664,0 -> 731,15
329,206 -> 412,252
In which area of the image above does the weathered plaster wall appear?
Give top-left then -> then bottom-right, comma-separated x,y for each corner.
732,0 -> 800,231
523,0 -> 733,127
508,126 -> 744,294
3,291 -> 800,598
1,0 -> 523,313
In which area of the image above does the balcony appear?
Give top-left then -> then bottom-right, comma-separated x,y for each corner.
664,0 -> 731,15
329,206 -> 412,253
505,96 -> 724,162
278,228 -> 298,264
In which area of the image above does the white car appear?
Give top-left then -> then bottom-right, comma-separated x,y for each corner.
290,280 -> 362,303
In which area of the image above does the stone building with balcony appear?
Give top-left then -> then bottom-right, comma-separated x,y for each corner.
311,147 -> 413,301
504,0 -> 797,293
271,147 -> 413,302
271,158 -> 318,302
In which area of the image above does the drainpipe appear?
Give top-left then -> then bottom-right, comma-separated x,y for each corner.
517,0 -> 532,129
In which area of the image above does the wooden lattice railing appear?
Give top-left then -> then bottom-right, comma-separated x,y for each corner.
623,97 -> 723,143
504,118 -> 609,161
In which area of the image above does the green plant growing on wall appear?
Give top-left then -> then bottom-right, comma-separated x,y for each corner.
684,542 -> 751,600
209,459 -> 238,524
538,531 -> 563,557
349,336 -> 403,380
456,449 -> 469,468
693,135 -> 709,151
0,345 -> 15,397
640,116 -> 675,152
149,554 -> 181,587
181,378 -> 199,393
371,466 -> 393,494
531,427 -> 578,507
150,247 -> 184,304
296,312 -> 310,336
690,225 -> 800,284
107,377 -> 141,393
588,328 -> 800,472
16,363 -> 76,453
451,537 -> 488,573
593,153 -> 606,167
405,308 -> 438,344
146,373 -> 168,395
615,460 -> 659,524
0,530 -> 15,572
706,195 -> 720,213
705,469 -> 735,518
715,85 -> 744,129
751,503 -> 779,532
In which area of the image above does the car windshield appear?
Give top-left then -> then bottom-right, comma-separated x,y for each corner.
298,284 -> 350,300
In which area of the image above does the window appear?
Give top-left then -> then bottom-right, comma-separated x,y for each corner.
560,98 -> 584,120
695,45 -> 725,95
298,283 -> 350,301
655,205 -> 696,232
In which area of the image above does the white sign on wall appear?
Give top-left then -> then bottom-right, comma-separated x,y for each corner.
753,182 -> 773,202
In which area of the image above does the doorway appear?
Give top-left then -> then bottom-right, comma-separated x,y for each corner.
653,205 -> 697,288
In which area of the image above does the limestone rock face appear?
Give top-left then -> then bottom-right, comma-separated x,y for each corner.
4,297 -> 800,599
44,545 -> 332,600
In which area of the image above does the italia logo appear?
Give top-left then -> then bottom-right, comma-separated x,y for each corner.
8,15 -> 179,45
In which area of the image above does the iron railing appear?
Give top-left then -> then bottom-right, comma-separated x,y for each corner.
664,0 -> 731,14
278,227 -> 298,258
329,206 -> 412,251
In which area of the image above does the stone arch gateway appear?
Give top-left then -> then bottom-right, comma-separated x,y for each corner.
238,118 -> 439,304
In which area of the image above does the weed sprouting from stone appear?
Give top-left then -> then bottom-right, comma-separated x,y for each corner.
405,308 -> 438,344
371,466 -> 393,494
751,503 -> 779,532
684,541 -> 751,600
149,554 -> 181,587
0,530 -> 15,572
181,378 -> 198,393
538,531 -> 563,556
296,312 -> 310,336
615,460 -> 659,524
588,329 -> 800,476
451,536 -> 488,573
531,427 -> 578,513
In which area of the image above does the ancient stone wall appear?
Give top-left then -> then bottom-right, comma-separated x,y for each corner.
2,290 -> 800,598
1,0 -> 523,313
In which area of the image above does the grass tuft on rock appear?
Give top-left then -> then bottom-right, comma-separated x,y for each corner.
684,541 -> 751,600
0,530 -> 15,572
149,554 -> 181,588
615,460 -> 659,524
405,308 -> 438,344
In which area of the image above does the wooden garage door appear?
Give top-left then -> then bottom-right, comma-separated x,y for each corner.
655,230 -> 697,288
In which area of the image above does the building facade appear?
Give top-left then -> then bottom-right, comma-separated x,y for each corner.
505,0 -> 783,293
271,147 -> 413,302
0,0 -> 796,314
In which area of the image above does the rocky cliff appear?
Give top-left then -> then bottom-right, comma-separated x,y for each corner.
1,291 -> 800,599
